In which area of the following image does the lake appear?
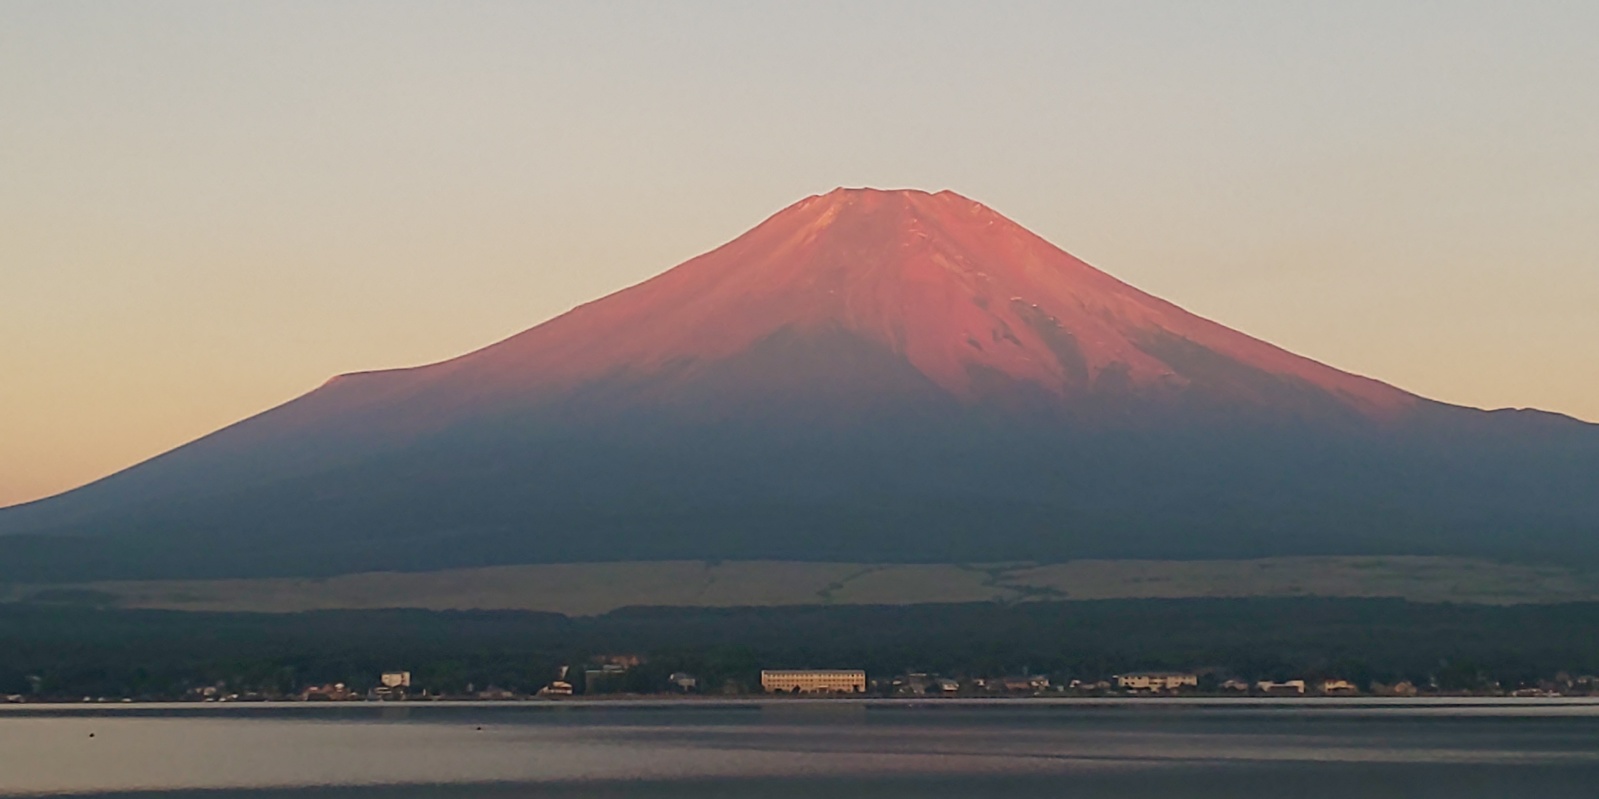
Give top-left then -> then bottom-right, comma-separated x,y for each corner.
2,699 -> 1598,797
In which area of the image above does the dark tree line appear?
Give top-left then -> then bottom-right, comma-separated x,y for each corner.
4,598 -> 1599,699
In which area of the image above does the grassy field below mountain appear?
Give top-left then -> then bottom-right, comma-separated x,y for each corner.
7,556 -> 1599,615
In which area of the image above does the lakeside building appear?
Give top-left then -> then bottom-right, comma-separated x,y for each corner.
371,670 -> 412,700
1257,680 -> 1308,695
985,675 -> 1050,693
1115,672 -> 1199,692
760,669 -> 867,694
888,674 -> 963,695
299,682 -> 356,701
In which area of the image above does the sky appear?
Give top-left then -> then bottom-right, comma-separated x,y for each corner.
2,0 -> 1596,507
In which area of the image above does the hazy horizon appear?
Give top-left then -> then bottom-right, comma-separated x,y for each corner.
5,1 -> 1597,507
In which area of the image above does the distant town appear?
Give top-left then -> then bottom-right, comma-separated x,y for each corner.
8,598 -> 1599,706
8,658 -> 1598,705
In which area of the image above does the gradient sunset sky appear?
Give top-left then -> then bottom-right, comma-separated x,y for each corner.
3,1 -> 1596,508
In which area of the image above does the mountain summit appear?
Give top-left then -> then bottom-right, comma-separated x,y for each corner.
281,187 -> 1413,437
327,186 -> 1413,415
3,188 -> 1596,580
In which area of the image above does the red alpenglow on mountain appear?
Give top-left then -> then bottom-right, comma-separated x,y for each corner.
286,187 -> 1413,436
3,188 -> 1595,582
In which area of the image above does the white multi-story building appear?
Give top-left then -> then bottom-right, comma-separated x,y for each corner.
760,669 -> 866,694
1115,672 -> 1199,691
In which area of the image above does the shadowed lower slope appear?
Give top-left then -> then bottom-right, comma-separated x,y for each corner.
3,189 -> 1597,580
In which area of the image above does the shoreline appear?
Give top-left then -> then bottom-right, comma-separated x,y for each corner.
6,695 -> 1599,711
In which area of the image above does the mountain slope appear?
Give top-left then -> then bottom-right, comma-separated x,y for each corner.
3,188 -> 1596,580
256,188 -> 1418,426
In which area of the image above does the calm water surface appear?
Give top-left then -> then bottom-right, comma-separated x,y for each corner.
2,700 -> 1598,797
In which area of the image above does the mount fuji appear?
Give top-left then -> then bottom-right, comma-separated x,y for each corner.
4,188 -> 1596,580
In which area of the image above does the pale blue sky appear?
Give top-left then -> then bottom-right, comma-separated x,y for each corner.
3,1 -> 1596,505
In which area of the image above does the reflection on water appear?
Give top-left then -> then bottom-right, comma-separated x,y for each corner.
2,701 -> 1598,797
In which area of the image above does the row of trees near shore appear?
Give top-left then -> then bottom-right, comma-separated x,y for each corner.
4,598 -> 1599,700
